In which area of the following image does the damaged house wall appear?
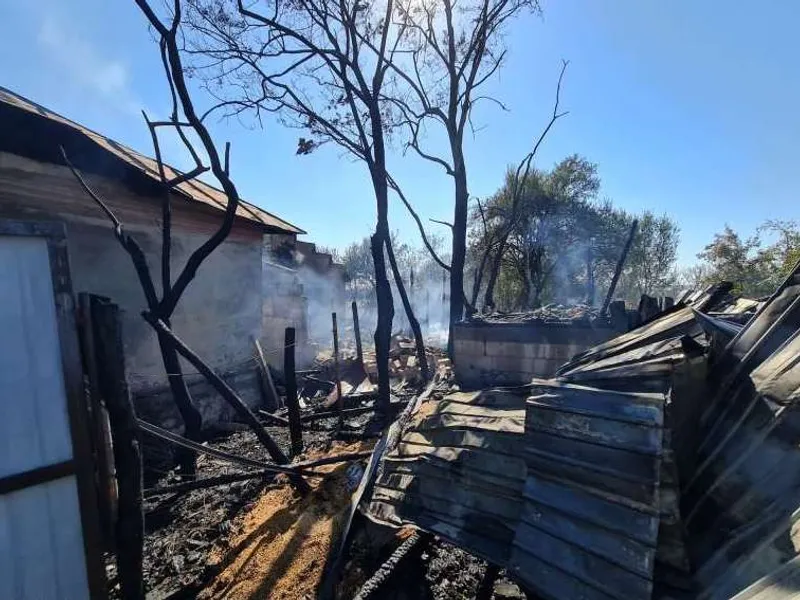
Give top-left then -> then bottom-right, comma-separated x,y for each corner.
453,320 -> 618,387
0,87 -> 305,432
261,235 -> 347,373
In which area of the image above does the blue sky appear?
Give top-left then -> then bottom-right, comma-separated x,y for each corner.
1,0 -> 798,265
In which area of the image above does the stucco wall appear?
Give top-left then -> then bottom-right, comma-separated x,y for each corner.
0,152 -> 266,429
453,321 -> 617,388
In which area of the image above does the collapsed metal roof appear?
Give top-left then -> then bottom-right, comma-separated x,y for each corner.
367,385 -> 668,599
363,275 -> 800,600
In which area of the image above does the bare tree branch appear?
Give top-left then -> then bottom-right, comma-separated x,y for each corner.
483,59 -> 569,308
387,174 -> 451,271
60,146 -> 159,309
430,218 -> 454,229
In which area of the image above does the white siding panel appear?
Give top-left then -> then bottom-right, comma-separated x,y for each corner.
0,236 -> 73,478
0,476 -> 88,599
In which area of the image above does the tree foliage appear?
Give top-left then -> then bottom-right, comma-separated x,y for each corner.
468,155 -> 681,309
693,221 -> 800,297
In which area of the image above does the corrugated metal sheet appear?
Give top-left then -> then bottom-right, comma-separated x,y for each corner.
729,555 -> 800,600
367,383 -> 667,600
680,282 -> 800,599
365,279 -> 800,600
0,86 -> 304,235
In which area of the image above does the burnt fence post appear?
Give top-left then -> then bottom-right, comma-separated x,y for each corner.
352,301 -> 363,367
332,312 -> 344,425
284,327 -> 303,456
91,297 -> 144,600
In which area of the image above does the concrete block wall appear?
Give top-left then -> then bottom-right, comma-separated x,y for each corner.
453,322 -> 617,388
262,259 -> 311,370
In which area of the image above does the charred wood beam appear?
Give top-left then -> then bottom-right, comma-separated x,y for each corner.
253,337 -> 282,411
302,375 -> 336,390
145,471 -> 276,498
144,451 -> 374,498
258,409 -> 291,427
332,312 -> 344,426
293,451 -> 374,470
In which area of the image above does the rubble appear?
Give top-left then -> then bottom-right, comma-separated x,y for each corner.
312,333 -> 452,393
469,303 -> 603,325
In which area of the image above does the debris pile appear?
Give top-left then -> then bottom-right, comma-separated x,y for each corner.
470,303 -> 602,325
312,333 -> 452,391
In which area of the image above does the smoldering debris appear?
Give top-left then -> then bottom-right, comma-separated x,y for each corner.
314,333 -> 452,390
469,302 -> 603,324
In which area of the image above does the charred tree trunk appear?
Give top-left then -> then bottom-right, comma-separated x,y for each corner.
483,237 -> 506,311
386,237 -> 430,380
586,243 -> 595,306
518,268 -> 532,310
470,245 -> 493,310
156,328 -> 201,476
371,230 -> 393,413
448,155 -> 469,356
368,148 -> 394,413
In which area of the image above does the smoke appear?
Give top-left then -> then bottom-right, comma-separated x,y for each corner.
342,265 -> 451,349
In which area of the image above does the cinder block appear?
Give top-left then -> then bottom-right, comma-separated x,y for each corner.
458,338 -> 487,356
488,340 -> 525,358
529,358 -> 554,377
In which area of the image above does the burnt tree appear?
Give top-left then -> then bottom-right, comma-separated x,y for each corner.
183,0 -> 431,410
64,0 -> 296,482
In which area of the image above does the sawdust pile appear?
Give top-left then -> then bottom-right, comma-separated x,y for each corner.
199,441 -> 373,600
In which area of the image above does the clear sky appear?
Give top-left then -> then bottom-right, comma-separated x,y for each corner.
1,0 -> 798,265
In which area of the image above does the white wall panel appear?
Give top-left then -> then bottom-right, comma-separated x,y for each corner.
0,236 -> 73,479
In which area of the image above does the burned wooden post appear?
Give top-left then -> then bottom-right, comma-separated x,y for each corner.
608,300 -> 629,332
352,301 -> 363,367
253,337 -> 281,411
284,327 -> 304,457
638,294 -> 661,323
145,315 -> 309,493
425,288 -> 430,328
332,312 -> 344,425
76,293 -> 115,548
91,297 -> 144,600
600,219 -> 639,316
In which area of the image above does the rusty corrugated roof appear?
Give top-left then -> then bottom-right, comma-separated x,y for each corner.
0,87 -> 305,235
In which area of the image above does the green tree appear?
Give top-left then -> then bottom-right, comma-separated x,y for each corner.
468,156 -> 681,310
693,220 -> 800,297
696,226 -> 769,296
617,212 -> 680,303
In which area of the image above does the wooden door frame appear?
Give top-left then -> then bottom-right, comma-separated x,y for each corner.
0,219 -> 106,599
